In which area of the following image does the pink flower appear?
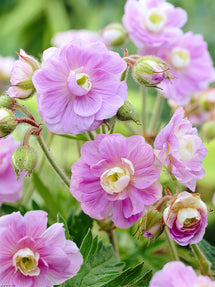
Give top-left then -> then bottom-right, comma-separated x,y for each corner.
154,107 -> 207,191
0,136 -> 23,204
0,211 -> 83,286
70,134 -> 162,228
123,0 -> 187,49
7,49 -> 40,99
140,32 -> 215,105
33,40 -> 127,135
149,261 -> 215,287
51,29 -> 101,48
163,191 -> 207,246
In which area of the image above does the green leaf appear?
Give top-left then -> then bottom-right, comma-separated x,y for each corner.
199,239 -> 215,271
101,263 -> 152,287
66,229 -> 124,287
57,213 -> 70,240
129,270 -> 152,287
0,203 -> 19,214
67,210 -> 93,247
32,200 -> 41,210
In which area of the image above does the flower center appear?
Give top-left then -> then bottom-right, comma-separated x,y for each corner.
177,208 -> 200,228
13,248 -> 40,277
145,9 -> 166,33
76,73 -> 92,91
170,48 -> 190,69
178,136 -> 197,162
100,158 -> 134,194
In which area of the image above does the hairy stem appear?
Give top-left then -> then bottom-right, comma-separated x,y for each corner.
190,243 -> 211,276
140,86 -> 147,136
13,102 -> 35,120
148,93 -> 164,135
164,227 -> 179,261
37,134 -> 70,189
108,229 -> 120,258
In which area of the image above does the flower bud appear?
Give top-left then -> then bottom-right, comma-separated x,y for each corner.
0,107 -> 17,137
202,121 -> 215,140
199,88 -> 215,111
140,209 -> 163,239
133,56 -> 169,87
11,146 -> 37,178
116,101 -> 140,124
163,191 -> 207,246
7,49 -> 40,99
102,23 -> 127,47
0,94 -> 14,109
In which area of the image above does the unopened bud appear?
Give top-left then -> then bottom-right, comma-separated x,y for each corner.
7,49 -> 40,99
0,94 -> 14,109
140,209 -> 163,239
0,107 -> 17,137
199,88 -> 215,111
102,23 -> 127,47
202,121 -> 215,140
117,101 -> 140,124
11,146 -> 37,178
133,56 -> 170,87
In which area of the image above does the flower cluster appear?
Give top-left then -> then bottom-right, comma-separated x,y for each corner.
0,0 -> 214,285
70,134 -> 162,228
0,211 -> 83,286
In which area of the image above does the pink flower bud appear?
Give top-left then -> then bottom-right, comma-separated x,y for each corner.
140,209 -> 163,239
7,49 -> 40,99
132,56 -> 170,88
163,191 -> 208,246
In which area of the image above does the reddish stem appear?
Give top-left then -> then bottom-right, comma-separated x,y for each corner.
16,117 -> 40,128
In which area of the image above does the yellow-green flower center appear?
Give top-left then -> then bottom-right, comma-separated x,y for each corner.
177,208 -> 200,228
178,135 -> 197,162
13,248 -> 40,277
145,9 -> 166,33
100,158 -> 134,194
76,73 -> 92,91
170,48 -> 190,69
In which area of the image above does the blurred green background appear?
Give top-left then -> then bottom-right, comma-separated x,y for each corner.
1,0 -> 215,275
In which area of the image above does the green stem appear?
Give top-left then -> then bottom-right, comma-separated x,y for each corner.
109,121 -> 117,134
140,86 -> 147,136
190,243 -> 211,276
108,229 -> 119,258
148,93 -> 164,135
37,134 -> 70,189
21,126 -> 39,146
164,227 -> 179,261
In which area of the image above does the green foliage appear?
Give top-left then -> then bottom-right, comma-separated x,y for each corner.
66,229 -> 152,287
57,212 -> 70,240
199,239 -> 215,273
66,229 -> 124,286
67,210 -> 93,247
101,263 -> 152,287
